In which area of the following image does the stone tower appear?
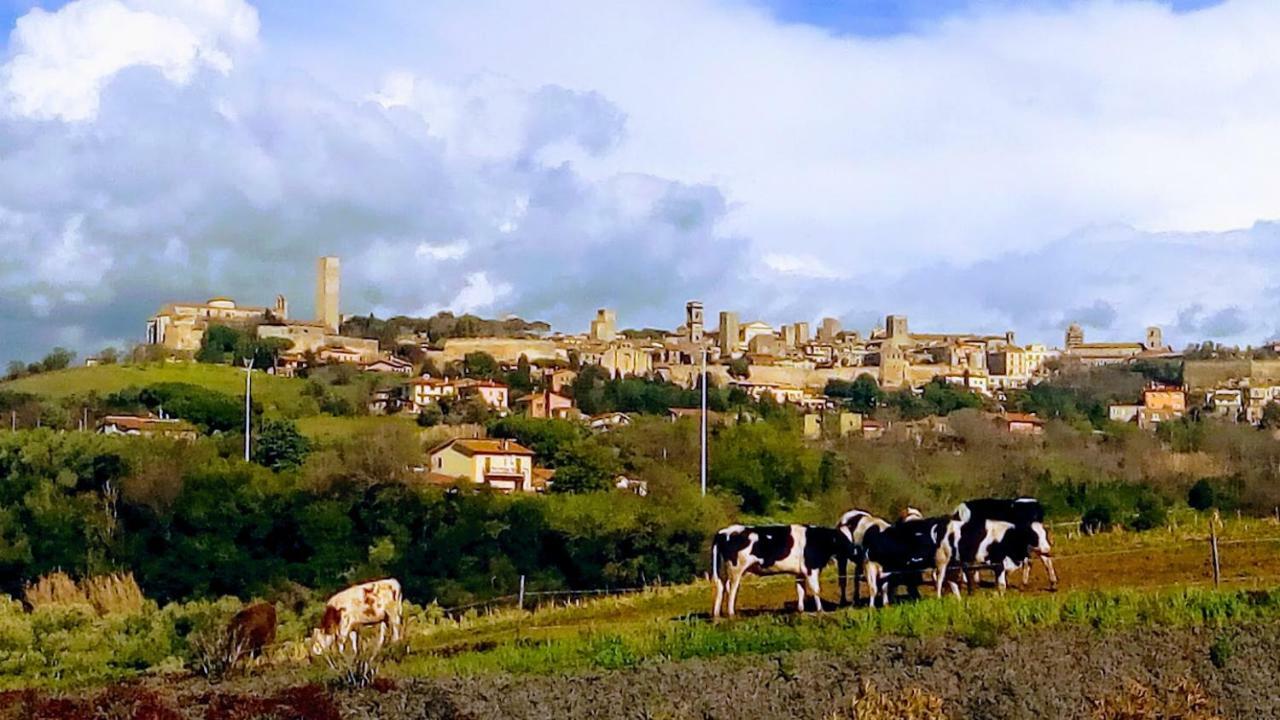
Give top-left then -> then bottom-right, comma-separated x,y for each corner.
316,256 -> 341,333
1145,326 -> 1163,350
718,311 -> 739,356
590,309 -> 617,341
686,301 -> 704,343
793,322 -> 810,346
818,317 -> 841,343
1065,322 -> 1084,349
885,314 -> 909,346
274,294 -> 288,321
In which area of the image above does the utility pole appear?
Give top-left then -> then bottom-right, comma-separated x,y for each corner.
700,347 -> 708,497
243,357 -> 254,462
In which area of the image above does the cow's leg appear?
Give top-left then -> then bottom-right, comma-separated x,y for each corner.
391,606 -> 403,643
837,555 -> 848,606
377,620 -> 387,649
934,543 -> 952,599
726,566 -> 748,618
806,570 -> 823,613
995,568 -> 1008,595
795,579 -> 806,613
1020,559 -> 1032,588
864,563 -> 880,608
712,568 -> 726,619
1041,553 -> 1058,591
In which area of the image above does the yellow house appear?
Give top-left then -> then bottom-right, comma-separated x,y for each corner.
427,438 -> 537,493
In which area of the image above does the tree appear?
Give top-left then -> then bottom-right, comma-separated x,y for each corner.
96,347 -> 120,365
253,419 -> 311,471
39,347 -> 75,372
549,440 -> 620,493
196,325 -> 244,364
416,404 -> 443,427
4,360 -> 24,380
826,376 -> 884,414
727,357 -> 750,379
507,354 -> 534,393
462,351 -> 498,379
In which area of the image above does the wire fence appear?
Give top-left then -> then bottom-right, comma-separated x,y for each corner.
437,526 -> 1280,618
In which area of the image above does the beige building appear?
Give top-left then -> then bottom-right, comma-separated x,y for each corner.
409,377 -> 457,411
1063,324 -> 1169,366
145,298 -> 279,352
589,309 -> 618,342
316,256 -> 341,333
427,438 -> 539,493
256,322 -> 380,363
454,379 -> 510,409
741,321 -> 773,347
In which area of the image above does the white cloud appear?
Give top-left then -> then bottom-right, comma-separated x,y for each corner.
761,252 -> 847,280
1,0 -> 257,121
415,241 -> 469,261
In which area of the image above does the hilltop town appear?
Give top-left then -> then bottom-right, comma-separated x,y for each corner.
133,255 -> 1280,432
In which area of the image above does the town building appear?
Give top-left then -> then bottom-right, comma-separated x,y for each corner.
589,309 -> 618,342
516,389 -> 576,419
316,256 -> 341,333
718,311 -> 740,356
426,438 -> 539,493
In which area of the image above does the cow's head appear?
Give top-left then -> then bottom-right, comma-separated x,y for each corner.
899,507 -> 923,522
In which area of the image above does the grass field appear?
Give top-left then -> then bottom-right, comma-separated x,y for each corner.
0,362 -> 363,417
391,515 -> 1280,677
294,414 -> 420,441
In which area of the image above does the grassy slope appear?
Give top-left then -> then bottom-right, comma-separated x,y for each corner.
0,362 -> 363,418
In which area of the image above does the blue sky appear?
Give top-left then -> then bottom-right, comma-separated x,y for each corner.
0,0 -> 1278,361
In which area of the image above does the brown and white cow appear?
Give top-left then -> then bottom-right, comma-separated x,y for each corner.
711,524 -> 855,619
310,578 -> 403,655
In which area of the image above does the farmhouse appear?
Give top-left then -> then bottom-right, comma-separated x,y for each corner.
427,438 -> 540,493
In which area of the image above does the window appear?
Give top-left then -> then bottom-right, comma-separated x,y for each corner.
485,457 -> 491,473
516,458 -> 522,472
435,457 -> 442,469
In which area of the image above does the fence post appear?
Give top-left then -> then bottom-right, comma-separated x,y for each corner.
518,575 -> 526,611
1209,524 -> 1221,588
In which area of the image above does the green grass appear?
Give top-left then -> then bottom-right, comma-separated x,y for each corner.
395,586 -> 1280,677
295,414 -> 419,441
0,362 -> 362,417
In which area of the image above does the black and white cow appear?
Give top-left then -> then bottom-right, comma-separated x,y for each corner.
711,524 -> 855,619
933,497 -> 1057,597
861,510 -> 958,607
835,509 -> 889,605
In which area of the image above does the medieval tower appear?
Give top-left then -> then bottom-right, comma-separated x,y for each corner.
316,256 -> 341,333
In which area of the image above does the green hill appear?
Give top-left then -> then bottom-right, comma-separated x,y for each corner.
1,362 -> 328,417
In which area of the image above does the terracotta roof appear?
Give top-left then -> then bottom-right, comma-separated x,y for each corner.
1001,413 -> 1044,425
99,415 -> 196,432
429,438 -> 535,457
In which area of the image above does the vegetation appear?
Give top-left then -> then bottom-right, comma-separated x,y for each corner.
341,311 -> 551,349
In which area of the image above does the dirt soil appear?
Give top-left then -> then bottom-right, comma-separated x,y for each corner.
4,621 -> 1278,720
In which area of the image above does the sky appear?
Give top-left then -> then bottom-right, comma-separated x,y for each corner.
0,0 -> 1277,362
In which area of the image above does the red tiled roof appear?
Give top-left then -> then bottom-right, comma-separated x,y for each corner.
428,438 -> 535,457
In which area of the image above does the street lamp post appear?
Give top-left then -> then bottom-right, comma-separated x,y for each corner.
243,357 -> 253,462
700,347 -> 707,497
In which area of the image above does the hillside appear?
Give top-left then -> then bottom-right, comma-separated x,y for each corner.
0,362 -> 346,417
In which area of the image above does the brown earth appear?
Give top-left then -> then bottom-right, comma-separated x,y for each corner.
4,621 -> 1276,720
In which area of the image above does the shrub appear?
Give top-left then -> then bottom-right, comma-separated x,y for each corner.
1081,504 -> 1114,535
23,572 -> 86,610
1209,633 -> 1234,669
1129,494 -> 1168,531
82,573 -> 146,616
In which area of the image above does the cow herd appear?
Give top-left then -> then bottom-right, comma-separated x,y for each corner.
220,498 -> 1055,661
711,497 -> 1057,618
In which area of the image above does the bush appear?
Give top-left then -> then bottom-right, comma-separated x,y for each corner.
1081,504 -> 1114,534
1130,493 -> 1168,531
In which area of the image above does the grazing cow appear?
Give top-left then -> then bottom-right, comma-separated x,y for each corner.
836,509 -> 889,604
934,497 -> 1056,597
310,579 -> 403,655
226,602 -> 276,664
711,524 -> 855,619
862,512 -> 957,607
955,497 -> 1057,590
